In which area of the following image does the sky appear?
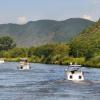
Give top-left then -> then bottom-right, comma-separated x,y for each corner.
0,0 -> 100,24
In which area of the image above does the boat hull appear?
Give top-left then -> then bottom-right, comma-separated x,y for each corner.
18,63 -> 30,70
0,60 -> 4,64
65,71 -> 84,81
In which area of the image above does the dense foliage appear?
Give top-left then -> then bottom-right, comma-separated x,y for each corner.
1,43 -> 71,64
0,36 -> 16,51
69,19 -> 100,67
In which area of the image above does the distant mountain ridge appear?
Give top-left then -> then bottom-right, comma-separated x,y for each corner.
0,18 -> 93,47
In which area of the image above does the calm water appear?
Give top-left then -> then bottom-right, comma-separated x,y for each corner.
0,62 -> 100,100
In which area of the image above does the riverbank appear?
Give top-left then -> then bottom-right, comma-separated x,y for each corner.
0,41 -> 100,69
4,57 -> 100,68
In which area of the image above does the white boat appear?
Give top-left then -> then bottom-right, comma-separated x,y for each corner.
18,58 -> 30,70
65,64 -> 84,81
0,58 -> 4,64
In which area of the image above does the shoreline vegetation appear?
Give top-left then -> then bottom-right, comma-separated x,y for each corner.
2,42 -> 100,68
4,57 -> 99,68
1,42 -> 100,68
0,19 -> 100,68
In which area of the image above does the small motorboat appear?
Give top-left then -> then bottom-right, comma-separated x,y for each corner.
0,58 -> 5,64
65,64 -> 84,81
18,58 -> 30,70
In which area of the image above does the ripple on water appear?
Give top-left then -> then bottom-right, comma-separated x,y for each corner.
0,63 -> 100,100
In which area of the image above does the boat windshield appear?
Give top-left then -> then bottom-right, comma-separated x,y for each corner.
67,65 -> 82,71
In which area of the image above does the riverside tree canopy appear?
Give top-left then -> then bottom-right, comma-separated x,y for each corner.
0,36 -> 16,50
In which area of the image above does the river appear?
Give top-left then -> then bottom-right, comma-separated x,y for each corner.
0,62 -> 100,100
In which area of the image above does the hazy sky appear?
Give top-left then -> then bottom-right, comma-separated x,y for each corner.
0,0 -> 100,24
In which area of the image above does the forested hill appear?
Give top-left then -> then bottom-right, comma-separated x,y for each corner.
69,19 -> 100,67
0,18 -> 93,47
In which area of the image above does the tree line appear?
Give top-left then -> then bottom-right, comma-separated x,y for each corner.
0,36 -> 83,64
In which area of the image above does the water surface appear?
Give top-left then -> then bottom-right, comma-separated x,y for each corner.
0,62 -> 100,100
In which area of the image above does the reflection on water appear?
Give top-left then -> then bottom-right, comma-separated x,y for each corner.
0,62 -> 100,100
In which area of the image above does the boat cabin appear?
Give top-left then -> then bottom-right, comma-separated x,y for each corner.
18,58 -> 30,70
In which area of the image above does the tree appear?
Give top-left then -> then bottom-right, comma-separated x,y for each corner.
0,36 -> 16,51
34,44 -> 54,57
9,48 -> 27,58
52,43 -> 69,56
28,47 -> 36,57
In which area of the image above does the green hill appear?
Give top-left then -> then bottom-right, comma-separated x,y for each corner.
0,18 -> 93,47
70,19 -> 100,67
70,19 -> 100,54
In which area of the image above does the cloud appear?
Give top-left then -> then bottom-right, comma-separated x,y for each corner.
17,16 -> 27,24
82,15 -> 92,20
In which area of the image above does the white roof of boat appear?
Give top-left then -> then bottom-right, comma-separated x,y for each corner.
68,65 -> 82,67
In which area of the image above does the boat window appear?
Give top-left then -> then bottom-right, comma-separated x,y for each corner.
71,71 -> 75,74
20,66 -> 23,69
79,76 -> 82,79
70,75 -> 72,79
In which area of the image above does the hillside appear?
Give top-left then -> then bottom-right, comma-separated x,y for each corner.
71,19 -> 100,49
69,19 -> 100,67
0,18 -> 93,47
70,20 -> 100,57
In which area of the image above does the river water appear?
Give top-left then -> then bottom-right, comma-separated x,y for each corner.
0,62 -> 100,100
